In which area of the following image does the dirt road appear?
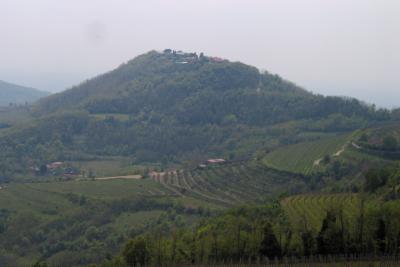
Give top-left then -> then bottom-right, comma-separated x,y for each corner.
95,175 -> 142,180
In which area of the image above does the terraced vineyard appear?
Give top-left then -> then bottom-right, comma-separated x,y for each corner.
150,161 -> 308,206
263,134 -> 352,175
281,194 -> 363,231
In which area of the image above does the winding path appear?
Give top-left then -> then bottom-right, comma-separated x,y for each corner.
313,143 -> 348,166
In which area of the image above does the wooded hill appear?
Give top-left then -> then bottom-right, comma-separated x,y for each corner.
0,50 -> 400,266
0,50 -> 393,180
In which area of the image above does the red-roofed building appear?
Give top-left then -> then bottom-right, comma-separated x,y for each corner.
209,57 -> 226,63
206,158 -> 226,164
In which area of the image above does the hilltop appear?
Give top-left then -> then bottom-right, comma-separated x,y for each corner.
35,50 -> 381,124
0,80 -> 49,106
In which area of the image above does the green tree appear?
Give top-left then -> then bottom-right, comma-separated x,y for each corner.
359,133 -> 368,142
317,209 -> 344,255
123,237 -> 150,267
259,223 -> 281,260
383,135 -> 398,151
375,218 -> 386,254
301,230 -> 315,256
364,168 -> 389,193
39,164 -> 47,175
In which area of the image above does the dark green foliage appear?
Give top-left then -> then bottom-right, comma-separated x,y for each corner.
383,135 -> 398,151
364,168 -> 390,193
322,155 -> 331,164
259,223 -> 281,259
375,218 -> 386,254
317,209 -> 344,255
39,164 -> 47,175
359,133 -> 368,142
301,230 -> 315,256
123,237 -> 150,267
0,209 -> 10,234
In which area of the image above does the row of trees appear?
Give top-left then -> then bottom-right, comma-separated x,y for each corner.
98,198 -> 400,267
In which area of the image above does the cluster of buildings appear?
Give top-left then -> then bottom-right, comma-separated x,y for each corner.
32,161 -> 80,178
163,49 -> 228,64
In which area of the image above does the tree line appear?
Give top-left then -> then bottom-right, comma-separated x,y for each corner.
95,197 -> 400,267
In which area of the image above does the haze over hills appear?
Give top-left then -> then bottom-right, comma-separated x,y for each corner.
1,0 -> 400,265
0,80 -> 50,106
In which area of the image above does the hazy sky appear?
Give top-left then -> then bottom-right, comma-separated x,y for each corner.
1,0 -> 399,107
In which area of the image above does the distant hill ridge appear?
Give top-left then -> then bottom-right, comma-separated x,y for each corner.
0,80 -> 49,106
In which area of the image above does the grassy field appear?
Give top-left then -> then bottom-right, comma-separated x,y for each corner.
69,157 -> 143,177
24,178 -> 173,200
0,176 -> 229,224
0,183 -> 74,220
0,179 -> 174,228
263,134 -> 352,175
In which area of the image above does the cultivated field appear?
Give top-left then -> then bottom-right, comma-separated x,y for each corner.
69,157 -> 141,177
0,179 -> 176,226
151,161 -> 307,206
263,134 -> 352,175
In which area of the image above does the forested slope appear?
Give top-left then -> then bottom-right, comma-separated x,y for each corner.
0,50 -> 392,180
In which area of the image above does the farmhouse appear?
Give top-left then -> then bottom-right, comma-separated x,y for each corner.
206,158 -> 226,165
197,159 -> 226,169
47,161 -> 63,170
